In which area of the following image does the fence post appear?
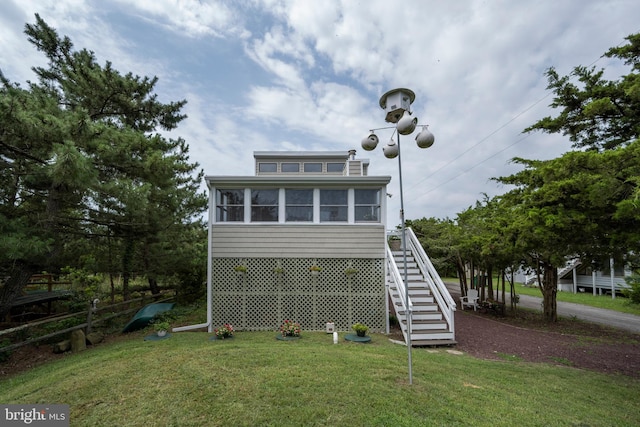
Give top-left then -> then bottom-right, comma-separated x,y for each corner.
86,301 -> 93,335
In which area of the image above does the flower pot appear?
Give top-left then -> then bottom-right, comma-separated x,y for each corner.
356,331 -> 366,337
157,330 -> 167,337
310,270 -> 319,277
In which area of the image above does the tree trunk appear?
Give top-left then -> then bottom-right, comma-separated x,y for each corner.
0,263 -> 34,321
121,239 -> 135,301
456,256 -> 467,296
509,269 -> 517,312
539,259 -> 558,322
148,277 -> 160,295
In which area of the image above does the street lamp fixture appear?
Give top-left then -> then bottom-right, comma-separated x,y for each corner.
361,88 -> 435,385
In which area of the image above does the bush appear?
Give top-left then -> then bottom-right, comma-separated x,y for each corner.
623,274 -> 640,304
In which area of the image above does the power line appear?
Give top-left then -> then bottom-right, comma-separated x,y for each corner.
406,31 -> 637,203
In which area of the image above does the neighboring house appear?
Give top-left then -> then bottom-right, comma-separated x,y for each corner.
522,258 -> 630,295
176,150 -> 456,345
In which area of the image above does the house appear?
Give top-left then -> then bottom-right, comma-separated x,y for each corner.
557,258 -> 630,295
523,258 -> 630,295
175,150 -> 456,345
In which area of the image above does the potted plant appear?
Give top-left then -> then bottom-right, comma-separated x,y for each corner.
214,323 -> 234,339
352,322 -> 369,337
388,235 -> 402,251
154,320 -> 170,337
309,265 -> 321,276
234,265 -> 248,276
344,267 -> 358,278
279,319 -> 301,338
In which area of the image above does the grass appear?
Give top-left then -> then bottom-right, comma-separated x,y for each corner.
513,283 -> 640,315
444,278 -> 640,315
2,329 -> 639,426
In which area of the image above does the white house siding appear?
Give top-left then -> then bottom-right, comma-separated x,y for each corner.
210,224 -> 385,258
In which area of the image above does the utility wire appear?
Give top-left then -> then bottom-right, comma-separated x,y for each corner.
406,32 -> 637,202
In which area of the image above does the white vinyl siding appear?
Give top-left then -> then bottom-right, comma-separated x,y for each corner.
211,224 -> 385,258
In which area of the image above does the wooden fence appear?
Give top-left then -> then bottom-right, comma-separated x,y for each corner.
0,292 -> 174,354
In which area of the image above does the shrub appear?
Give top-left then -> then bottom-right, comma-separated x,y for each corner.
623,274 -> 640,304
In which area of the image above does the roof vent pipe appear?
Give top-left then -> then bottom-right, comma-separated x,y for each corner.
348,149 -> 356,160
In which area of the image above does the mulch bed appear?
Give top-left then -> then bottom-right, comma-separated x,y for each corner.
454,309 -> 640,378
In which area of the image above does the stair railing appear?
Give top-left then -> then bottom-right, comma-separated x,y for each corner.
404,227 -> 456,336
385,244 -> 412,334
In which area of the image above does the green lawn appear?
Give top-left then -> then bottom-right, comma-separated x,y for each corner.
514,283 -> 640,315
444,278 -> 640,315
2,330 -> 639,426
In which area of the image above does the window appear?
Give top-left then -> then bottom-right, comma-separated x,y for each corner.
303,162 -> 322,173
320,189 -> 347,222
285,189 -> 313,221
216,189 -> 244,222
326,162 -> 344,173
355,189 -> 381,222
258,163 -> 277,173
251,189 -> 279,222
281,162 -> 300,173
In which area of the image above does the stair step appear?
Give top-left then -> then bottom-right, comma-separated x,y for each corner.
396,304 -> 439,313
410,339 -> 457,347
410,331 -> 456,341
403,320 -> 448,330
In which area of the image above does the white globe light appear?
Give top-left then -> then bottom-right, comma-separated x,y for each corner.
361,133 -> 379,151
396,110 -> 418,135
415,126 -> 435,148
383,138 -> 398,159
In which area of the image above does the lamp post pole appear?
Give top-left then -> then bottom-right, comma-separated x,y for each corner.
361,88 -> 435,385
396,132 -> 413,384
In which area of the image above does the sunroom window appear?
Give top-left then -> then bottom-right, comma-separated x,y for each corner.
285,189 -> 313,222
216,189 -> 244,222
320,189 -> 347,222
355,189 -> 381,222
251,189 -> 279,222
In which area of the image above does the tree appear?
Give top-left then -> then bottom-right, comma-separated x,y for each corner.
0,15 -> 206,319
495,140 -> 640,321
525,33 -> 640,151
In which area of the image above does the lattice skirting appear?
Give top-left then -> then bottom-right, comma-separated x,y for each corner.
211,258 -> 385,332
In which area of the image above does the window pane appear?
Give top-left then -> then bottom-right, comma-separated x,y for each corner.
304,163 -> 322,172
251,189 -> 278,222
259,163 -> 277,172
320,189 -> 347,222
355,206 -> 380,222
320,189 -> 347,204
216,189 -> 244,222
286,189 -> 313,221
355,189 -> 381,222
355,189 -> 380,204
327,162 -> 344,173
281,163 -> 300,172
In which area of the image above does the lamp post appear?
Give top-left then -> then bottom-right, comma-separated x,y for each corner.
361,88 -> 435,385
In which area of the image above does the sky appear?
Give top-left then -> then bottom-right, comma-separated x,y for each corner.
1,0 -> 639,226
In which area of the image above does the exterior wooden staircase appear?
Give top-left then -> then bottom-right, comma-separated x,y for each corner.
387,228 -> 456,346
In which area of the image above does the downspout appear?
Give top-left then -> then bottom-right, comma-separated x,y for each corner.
173,189 -> 214,333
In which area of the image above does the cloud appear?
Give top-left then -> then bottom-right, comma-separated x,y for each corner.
113,0 -> 251,39
3,0 -> 640,221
